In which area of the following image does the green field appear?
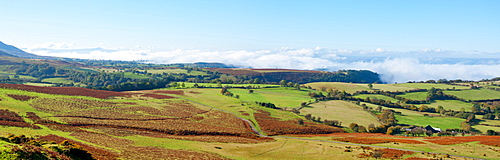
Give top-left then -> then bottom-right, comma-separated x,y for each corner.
142,68 -> 208,76
428,100 -> 473,111
41,78 -> 74,84
364,84 -> 415,91
399,92 -> 428,101
444,89 -> 500,101
23,82 -> 54,87
362,103 -> 463,130
123,72 -> 151,79
301,100 -> 381,127
395,83 -> 470,90
353,94 -> 398,101
183,82 -> 280,88
306,82 -> 423,93
229,87 -> 315,108
305,82 -> 369,93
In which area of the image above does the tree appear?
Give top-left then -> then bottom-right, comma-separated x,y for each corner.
298,119 -> 304,125
279,80 -> 287,87
483,113 -> 496,120
426,130 -> 434,137
294,83 -> 301,90
349,123 -> 359,132
486,130 -> 497,136
304,114 -> 312,120
368,83 -> 373,90
358,125 -> 367,133
368,124 -> 377,133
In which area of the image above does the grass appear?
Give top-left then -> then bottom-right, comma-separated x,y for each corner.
229,87 -> 315,108
197,137 -> 370,160
305,82 -> 369,93
41,78 -> 74,84
142,69 -> 208,76
3,83 -> 500,159
183,82 -> 280,88
395,83 -> 470,90
444,89 -> 500,101
353,94 -> 398,102
428,100 -> 473,111
179,88 -> 304,121
362,103 -> 463,129
301,100 -> 381,127
123,72 -> 151,79
306,82 -> 422,93
400,92 -> 428,101
23,83 -> 54,87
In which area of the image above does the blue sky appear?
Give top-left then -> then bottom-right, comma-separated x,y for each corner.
1,0 -> 499,51
1,1 -> 499,82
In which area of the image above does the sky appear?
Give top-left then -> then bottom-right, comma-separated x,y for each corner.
1,1 -> 499,83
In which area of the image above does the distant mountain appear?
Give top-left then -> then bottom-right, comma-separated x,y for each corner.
0,50 -> 14,57
0,41 -> 52,59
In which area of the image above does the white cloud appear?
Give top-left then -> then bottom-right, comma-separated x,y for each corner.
341,58 -> 500,83
29,42 -> 75,49
24,44 -> 500,83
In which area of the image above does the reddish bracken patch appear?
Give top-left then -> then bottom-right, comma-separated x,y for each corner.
0,83 -> 133,99
359,148 -> 415,159
254,110 -> 344,135
38,134 -> 119,160
379,149 -> 415,159
139,93 -> 175,99
425,136 -> 500,146
0,109 -> 40,129
6,94 -> 38,101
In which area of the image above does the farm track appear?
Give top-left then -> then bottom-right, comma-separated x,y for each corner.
171,94 -> 487,160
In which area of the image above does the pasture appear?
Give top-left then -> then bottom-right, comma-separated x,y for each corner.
141,68 -> 208,76
305,82 -> 368,93
399,92 -> 428,101
41,77 -> 74,84
444,89 -> 500,101
301,100 -> 381,127
395,83 -> 470,90
353,94 -> 398,102
428,100 -> 473,111
362,103 -> 463,130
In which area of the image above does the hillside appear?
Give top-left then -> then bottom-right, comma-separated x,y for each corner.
2,41 -> 500,159
1,82 -> 500,159
0,41 -> 50,59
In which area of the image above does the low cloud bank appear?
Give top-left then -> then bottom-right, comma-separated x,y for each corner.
27,44 -> 500,83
